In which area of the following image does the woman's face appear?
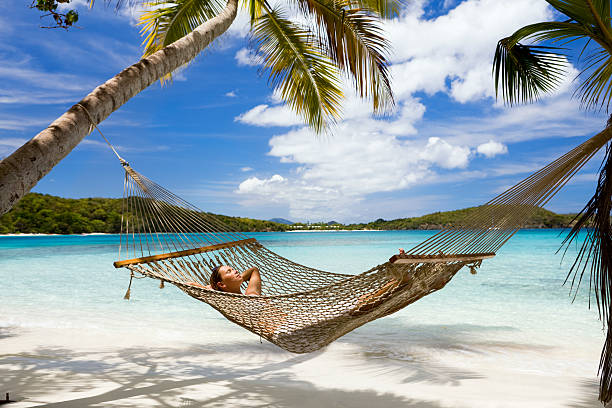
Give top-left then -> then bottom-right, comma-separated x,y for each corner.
218,265 -> 243,292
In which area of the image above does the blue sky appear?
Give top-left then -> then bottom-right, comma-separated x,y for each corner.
0,0 -> 608,223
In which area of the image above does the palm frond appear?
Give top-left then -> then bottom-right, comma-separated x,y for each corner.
139,0 -> 224,57
505,20 -> 597,48
292,0 -> 394,113
575,50 -> 612,111
591,0 -> 611,25
544,1 -> 612,51
493,38 -> 567,106
560,141 -> 612,401
242,0 -> 263,23
545,0 -> 597,24
349,0 -> 402,19
251,8 -> 344,132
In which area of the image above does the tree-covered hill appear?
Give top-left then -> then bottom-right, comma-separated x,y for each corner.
0,193 -> 578,234
0,193 -> 289,234
343,206 -> 577,230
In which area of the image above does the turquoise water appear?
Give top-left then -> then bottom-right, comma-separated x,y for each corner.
0,230 -> 604,351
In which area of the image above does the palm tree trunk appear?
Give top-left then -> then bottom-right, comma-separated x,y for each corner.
0,0 -> 238,215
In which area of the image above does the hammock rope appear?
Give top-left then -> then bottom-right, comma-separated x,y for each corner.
80,102 -> 612,353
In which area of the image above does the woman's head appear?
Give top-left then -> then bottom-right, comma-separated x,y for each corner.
210,265 -> 243,293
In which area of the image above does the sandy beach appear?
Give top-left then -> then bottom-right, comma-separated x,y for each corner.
1,319 -> 604,408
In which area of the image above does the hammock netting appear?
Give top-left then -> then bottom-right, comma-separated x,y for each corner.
113,129 -> 611,353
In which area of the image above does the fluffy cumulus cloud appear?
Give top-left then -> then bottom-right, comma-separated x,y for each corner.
233,0 -> 597,220
234,48 -> 263,67
235,121 -> 477,219
235,104 -> 302,127
420,137 -> 471,168
386,0 -> 553,102
476,140 -> 508,158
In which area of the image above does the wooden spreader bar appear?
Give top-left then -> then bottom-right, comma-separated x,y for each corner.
114,238 -> 257,268
389,252 -> 495,264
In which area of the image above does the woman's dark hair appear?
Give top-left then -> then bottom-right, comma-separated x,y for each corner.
210,265 -> 223,290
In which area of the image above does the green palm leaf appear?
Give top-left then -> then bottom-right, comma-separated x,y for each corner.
251,8 -> 344,131
493,39 -> 567,106
292,0 -> 394,112
545,0 -> 598,24
576,50 -> 612,110
560,143 -> 612,401
349,0 -> 402,19
139,0 -> 224,57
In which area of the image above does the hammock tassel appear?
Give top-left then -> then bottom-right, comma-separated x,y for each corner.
159,280 -> 165,289
468,260 -> 483,275
124,272 -> 134,300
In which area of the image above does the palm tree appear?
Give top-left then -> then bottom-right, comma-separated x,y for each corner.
0,0 -> 397,214
493,0 -> 612,402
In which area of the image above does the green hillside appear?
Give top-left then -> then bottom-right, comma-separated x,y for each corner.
0,193 -> 577,234
0,193 -> 289,234
343,206 -> 577,230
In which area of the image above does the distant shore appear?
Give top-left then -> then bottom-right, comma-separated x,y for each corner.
285,229 -> 382,232
1,193 -> 577,235
0,227 -> 574,237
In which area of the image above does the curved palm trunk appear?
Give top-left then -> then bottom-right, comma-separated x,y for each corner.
0,0 -> 238,215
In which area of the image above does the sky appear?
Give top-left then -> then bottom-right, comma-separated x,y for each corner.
0,0 -> 609,223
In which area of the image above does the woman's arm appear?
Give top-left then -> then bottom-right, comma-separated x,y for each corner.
242,266 -> 261,296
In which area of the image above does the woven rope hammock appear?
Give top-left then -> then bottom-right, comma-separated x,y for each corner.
108,128 -> 611,354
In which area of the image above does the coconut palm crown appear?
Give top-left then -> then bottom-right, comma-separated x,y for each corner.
139,0 -> 399,132
493,0 -> 612,403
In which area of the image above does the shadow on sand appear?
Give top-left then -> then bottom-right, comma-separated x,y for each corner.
1,342 -> 446,408
567,379 -> 612,408
0,320 -> 599,407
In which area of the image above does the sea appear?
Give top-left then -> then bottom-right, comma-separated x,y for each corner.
0,230 -> 606,405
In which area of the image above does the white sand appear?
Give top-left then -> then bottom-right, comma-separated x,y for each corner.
1,324 -> 607,408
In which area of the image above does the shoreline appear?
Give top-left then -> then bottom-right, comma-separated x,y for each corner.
0,227 -> 573,237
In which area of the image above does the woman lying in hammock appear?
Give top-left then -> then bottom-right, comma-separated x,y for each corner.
203,248 -> 405,298
209,265 -> 261,296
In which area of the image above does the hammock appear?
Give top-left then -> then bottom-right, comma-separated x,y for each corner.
111,129 -> 611,353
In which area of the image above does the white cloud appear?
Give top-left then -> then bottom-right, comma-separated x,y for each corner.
58,0 -> 146,24
57,0 -> 88,10
235,121 -> 477,219
235,104 -> 302,127
476,140 -> 508,158
386,0 -> 554,103
423,98 -> 604,147
238,174 -> 287,195
0,90 -> 76,105
0,138 -> 28,157
235,48 -> 263,67
0,62 -> 96,92
0,116 -> 53,131
419,137 -> 471,168
0,137 -> 28,148
226,7 -> 253,38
